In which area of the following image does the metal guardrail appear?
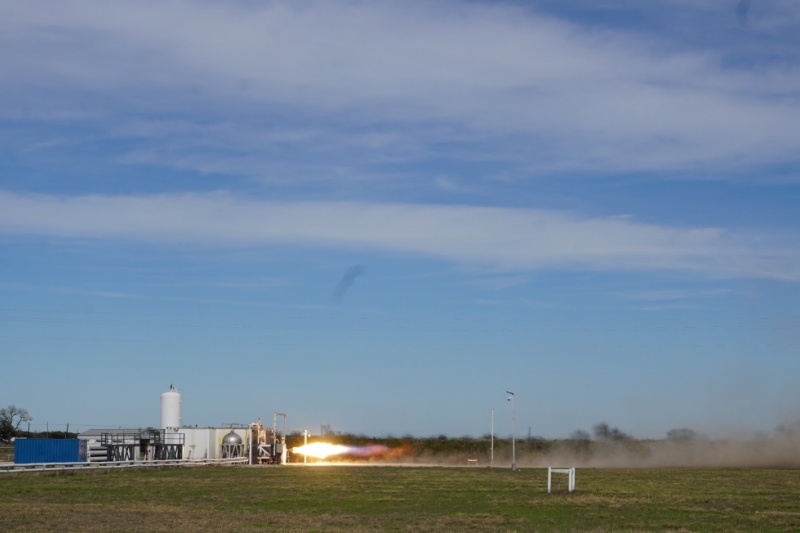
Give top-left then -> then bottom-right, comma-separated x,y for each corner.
0,457 -> 248,474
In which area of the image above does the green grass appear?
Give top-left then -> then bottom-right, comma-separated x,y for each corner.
1,465 -> 799,532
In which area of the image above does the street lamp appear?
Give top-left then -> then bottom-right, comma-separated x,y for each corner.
506,391 -> 516,471
490,408 -> 494,468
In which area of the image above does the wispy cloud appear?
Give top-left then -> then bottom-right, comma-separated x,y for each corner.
0,282 -> 141,300
627,288 -> 732,302
2,0 -> 799,182
1,190 -> 797,280
461,275 -> 531,291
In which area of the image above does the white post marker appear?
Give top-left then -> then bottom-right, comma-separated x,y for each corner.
506,391 -> 516,470
547,467 -> 576,493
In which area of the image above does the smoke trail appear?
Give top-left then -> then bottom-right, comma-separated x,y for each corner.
736,0 -> 751,27
331,264 -> 365,303
345,444 -> 390,457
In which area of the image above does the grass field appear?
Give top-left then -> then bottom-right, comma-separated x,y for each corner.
1,465 -> 799,532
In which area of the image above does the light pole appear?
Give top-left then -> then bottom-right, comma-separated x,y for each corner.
490,408 -> 494,468
506,391 -> 516,471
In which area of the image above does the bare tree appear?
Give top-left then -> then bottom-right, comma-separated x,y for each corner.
570,429 -> 591,441
0,405 -> 32,441
593,422 -> 631,441
775,420 -> 800,438
666,428 -> 698,443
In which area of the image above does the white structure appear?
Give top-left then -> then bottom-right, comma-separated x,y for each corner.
157,387 -> 260,463
182,427 -> 250,461
161,385 -> 182,432
547,467 -> 576,493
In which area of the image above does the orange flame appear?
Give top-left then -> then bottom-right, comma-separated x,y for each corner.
292,442 -> 351,459
292,442 -> 394,460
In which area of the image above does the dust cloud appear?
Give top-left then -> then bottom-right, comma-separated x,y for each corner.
314,425 -> 800,469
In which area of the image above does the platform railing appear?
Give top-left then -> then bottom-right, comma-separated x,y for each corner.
0,457 -> 247,474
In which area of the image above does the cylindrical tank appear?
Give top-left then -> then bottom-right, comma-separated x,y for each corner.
161,385 -> 181,431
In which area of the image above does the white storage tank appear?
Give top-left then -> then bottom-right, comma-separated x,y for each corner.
161,385 -> 181,431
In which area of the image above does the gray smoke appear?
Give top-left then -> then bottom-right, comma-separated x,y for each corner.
736,0 -> 751,27
332,265 -> 365,303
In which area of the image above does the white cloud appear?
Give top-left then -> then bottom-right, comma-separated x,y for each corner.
1,190 -> 797,280
2,0 -> 800,177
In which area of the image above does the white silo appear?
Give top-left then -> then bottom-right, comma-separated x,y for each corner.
161,385 -> 182,431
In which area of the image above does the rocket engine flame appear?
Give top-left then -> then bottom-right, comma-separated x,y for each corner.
292,442 -> 390,460
292,442 -> 351,459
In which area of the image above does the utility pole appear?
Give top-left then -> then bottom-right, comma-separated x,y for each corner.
490,408 -> 494,468
506,391 -> 516,471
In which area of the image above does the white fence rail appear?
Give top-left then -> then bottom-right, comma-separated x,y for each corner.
0,457 -> 247,474
547,467 -> 576,493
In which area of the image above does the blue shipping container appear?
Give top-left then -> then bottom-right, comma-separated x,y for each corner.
14,439 -> 88,464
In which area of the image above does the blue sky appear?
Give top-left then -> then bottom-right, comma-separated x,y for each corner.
2,0 -> 800,439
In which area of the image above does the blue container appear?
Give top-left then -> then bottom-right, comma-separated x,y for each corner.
14,439 -> 88,464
